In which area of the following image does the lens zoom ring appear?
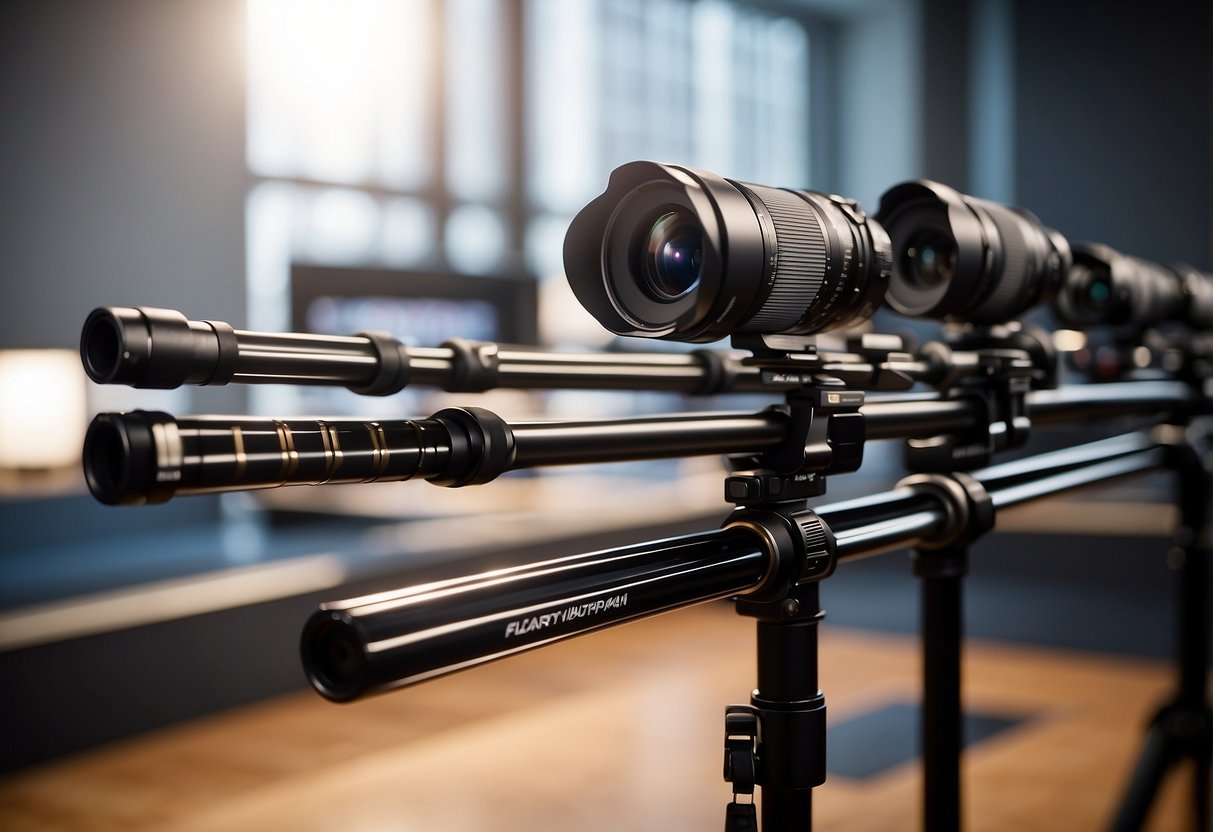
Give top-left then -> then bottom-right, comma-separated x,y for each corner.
740,184 -> 828,331
970,202 -> 1030,323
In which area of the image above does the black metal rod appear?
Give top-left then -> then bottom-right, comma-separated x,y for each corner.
832,502 -> 947,560
510,412 -> 787,466
754,583 -> 822,832
302,527 -> 770,701
922,571 -> 963,832
82,409 -> 792,505
915,547 -> 967,832
988,448 -> 1168,509
80,306 -> 773,394
1028,381 -> 1192,424
83,411 -> 459,505
299,431 -> 1167,701
971,431 -> 1161,490
861,398 -> 982,439
1110,439 -> 1213,832
84,379 -> 1183,505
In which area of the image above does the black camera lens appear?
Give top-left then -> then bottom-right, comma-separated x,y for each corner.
564,161 -> 891,343
1065,260 -> 1115,321
903,230 -> 959,289
1055,242 -> 1213,329
875,181 -> 1071,324
638,209 -> 703,301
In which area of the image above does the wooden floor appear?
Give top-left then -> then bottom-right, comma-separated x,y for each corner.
0,602 -> 1198,831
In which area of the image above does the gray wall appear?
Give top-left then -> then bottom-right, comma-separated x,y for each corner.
1013,0 -> 1213,268
0,0 -> 248,352
915,0 -> 1213,274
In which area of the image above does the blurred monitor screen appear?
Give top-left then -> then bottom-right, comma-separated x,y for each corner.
290,265 -> 539,346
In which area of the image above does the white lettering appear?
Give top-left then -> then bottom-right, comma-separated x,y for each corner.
503,593 -> 630,639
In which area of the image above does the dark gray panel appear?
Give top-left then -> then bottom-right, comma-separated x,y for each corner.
0,0 -> 247,350
1014,0 -> 1213,267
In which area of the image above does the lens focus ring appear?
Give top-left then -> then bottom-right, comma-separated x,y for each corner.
967,201 -> 1032,322
737,184 -> 828,332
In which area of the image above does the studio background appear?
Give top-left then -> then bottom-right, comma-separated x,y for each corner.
0,0 -> 1210,802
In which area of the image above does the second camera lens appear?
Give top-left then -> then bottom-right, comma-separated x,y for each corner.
903,230 -> 959,289
876,180 -> 1071,324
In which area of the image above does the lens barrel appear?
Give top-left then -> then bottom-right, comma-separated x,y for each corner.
875,181 -> 1071,324
563,161 -> 891,343
1055,242 -> 1213,330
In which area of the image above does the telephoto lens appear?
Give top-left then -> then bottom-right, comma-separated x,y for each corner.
875,181 -> 1071,323
1055,242 -> 1213,330
563,161 -> 892,343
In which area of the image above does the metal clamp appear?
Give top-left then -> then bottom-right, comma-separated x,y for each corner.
896,471 -> 994,551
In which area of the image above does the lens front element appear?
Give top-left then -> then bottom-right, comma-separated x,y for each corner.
904,231 -> 959,289
639,210 -> 703,301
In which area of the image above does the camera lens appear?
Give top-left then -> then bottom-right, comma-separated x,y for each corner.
903,230 -> 959,289
1065,261 -> 1115,321
638,210 -> 703,301
1054,242 -> 1213,329
564,161 -> 891,343
875,181 -> 1071,324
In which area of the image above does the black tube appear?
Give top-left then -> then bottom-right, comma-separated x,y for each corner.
922,571 -> 964,832
85,380 -> 1184,506
832,505 -> 947,560
302,527 -> 769,701
83,408 -> 792,505
84,411 -> 461,505
299,431 -> 1167,701
753,583 -> 822,831
862,399 -> 981,440
1029,381 -> 1192,424
80,306 -> 774,394
972,431 -> 1160,491
229,330 -> 387,385
988,448 -> 1166,509
915,546 -> 967,832
511,412 -> 788,466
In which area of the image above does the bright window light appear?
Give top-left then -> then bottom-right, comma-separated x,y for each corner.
0,350 -> 87,470
246,0 -> 434,187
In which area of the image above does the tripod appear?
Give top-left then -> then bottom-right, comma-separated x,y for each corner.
1111,423 -> 1213,832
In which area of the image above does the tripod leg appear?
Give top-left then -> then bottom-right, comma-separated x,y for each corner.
1112,430 -> 1213,832
1110,723 -> 1177,832
1196,747 -> 1211,832
736,583 -> 828,832
761,789 -> 812,831
915,546 -> 967,832
1180,541 -> 1212,832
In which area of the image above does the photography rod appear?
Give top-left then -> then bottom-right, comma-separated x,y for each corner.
1028,380 -> 1192,424
303,527 -> 770,700
987,448 -> 1167,509
300,430 -> 1165,701
861,398 -> 980,440
510,412 -> 786,466
83,409 -> 789,505
85,384 -> 1188,505
973,431 -> 1162,491
80,306 -> 770,395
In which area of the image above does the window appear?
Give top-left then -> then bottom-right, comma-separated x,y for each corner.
526,0 -> 811,280
244,0 -> 814,380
